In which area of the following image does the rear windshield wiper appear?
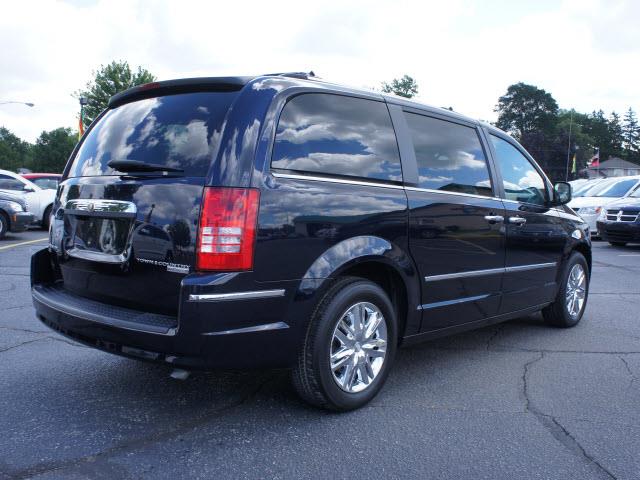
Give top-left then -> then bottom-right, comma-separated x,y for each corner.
107,160 -> 184,173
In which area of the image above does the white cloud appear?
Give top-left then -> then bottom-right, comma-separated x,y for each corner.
1,0 -> 638,146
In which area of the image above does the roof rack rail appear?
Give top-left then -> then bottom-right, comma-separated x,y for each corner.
265,71 -> 317,80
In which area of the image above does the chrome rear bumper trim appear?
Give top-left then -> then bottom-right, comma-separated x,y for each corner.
188,289 -> 286,302
202,321 -> 289,336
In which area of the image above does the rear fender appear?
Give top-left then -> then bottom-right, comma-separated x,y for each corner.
291,235 -> 421,337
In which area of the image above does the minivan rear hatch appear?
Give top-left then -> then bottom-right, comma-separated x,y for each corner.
56,88 -> 239,315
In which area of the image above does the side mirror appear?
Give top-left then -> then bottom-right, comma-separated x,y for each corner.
23,185 -> 35,193
552,182 -> 572,206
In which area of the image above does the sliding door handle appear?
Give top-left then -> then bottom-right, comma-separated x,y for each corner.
484,215 -> 504,224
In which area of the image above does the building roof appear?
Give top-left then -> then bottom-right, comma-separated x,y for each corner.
592,157 -> 640,170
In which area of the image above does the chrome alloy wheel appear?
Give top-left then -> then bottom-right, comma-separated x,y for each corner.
566,263 -> 587,318
329,302 -> 388,393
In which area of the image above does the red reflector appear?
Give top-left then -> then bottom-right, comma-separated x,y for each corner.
196,188 -> 260,271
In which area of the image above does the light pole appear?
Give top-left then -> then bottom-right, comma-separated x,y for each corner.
0,101 -> 35,107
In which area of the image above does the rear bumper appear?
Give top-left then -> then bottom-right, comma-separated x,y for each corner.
10,212 -> 34,232
597,221 -> 640,244
31,248 -> 314,369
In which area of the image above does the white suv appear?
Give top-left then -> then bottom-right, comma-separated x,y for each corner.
0,169 -> 56,228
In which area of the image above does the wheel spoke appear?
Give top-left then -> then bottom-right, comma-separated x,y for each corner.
334,328 -> 351,346
342,361 -> 357,390
363,338 -> 386,350
364,358 -> 375,379
365,347 -> 386,358
364,311 -> 382,340
331,348 -> 353,370
358,363 -> 370,385
353,304 -> 366,336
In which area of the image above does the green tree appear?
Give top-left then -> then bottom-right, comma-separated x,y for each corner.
582,110 -> 615,160
0,127 -> 32,172
622,107 -> 639,159
608,111 -> 624,155
76,60 -> 156,126
381,75 -> 419,98
30,128 -> 77,173
494,82 -> 558,138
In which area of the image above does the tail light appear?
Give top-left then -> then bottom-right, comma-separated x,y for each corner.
196,187 -> 260,271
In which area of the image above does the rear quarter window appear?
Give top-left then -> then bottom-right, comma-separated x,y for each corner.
271,93 -> 402,182
68,91 -> 237,177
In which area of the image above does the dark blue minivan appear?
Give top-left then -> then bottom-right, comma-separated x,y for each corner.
31,73 -> 591,410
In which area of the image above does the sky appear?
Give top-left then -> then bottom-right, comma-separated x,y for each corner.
1,0 -> 639,143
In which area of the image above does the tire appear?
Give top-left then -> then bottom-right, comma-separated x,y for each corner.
42,205 -> 52,230
0,213 -> 8,239
292,276 -> 397,411
609,241 -> 627,247
542,252 -> 589,328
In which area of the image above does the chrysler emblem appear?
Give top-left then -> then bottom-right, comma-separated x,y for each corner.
616,210 -> 623,222
87,203 -> 95,212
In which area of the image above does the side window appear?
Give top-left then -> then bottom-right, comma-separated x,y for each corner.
0,175 -> 25,191
490,135 -> 547,206
272,93 -> 402,182
404,113 -> 493,197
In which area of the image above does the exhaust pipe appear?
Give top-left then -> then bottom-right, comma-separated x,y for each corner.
170,368 -> 190,380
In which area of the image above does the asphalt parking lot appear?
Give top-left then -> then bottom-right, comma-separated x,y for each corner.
1,230 -> 639,480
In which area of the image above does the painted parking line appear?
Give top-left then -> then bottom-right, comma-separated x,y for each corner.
0,238 -> 48,251
618,254 -> 640,257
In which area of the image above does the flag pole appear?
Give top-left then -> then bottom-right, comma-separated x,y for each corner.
565,109 -> 573,181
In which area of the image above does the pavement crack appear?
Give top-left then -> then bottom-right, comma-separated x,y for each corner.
619,356 -> 636,391
522,351 -> 617,479
0,326 -> 48,335
522,351 -> 544,413
549,417 -> 617,480
485,324 -> 504,350
0,338 -> 48,354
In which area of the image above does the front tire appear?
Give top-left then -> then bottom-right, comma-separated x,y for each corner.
542,252 -> 589,328
0,213 -> 8,239
292,277 -> 397,411
42,205 -> 52,230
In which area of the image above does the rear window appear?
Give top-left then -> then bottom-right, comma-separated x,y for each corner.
31,178 -> 59,190
271,93 -> 402,182
68,92 -> 237,177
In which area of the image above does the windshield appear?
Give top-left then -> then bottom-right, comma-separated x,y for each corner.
593,179 -> 638,198
68,91 -> 237,177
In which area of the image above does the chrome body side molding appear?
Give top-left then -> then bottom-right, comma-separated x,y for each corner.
424,262 -> 557,283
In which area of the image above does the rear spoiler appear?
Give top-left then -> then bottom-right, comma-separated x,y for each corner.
108,76 -> 255,108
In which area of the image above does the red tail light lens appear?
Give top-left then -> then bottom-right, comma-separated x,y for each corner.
196,187 -> 260,271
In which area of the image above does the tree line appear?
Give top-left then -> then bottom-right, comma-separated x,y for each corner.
1,66 -> 638,182
494,82 -> 639,181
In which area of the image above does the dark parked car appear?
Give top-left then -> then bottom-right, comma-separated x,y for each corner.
0,191 -> 34,239
597,188 -> 640,246
31,73 -> 592,410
